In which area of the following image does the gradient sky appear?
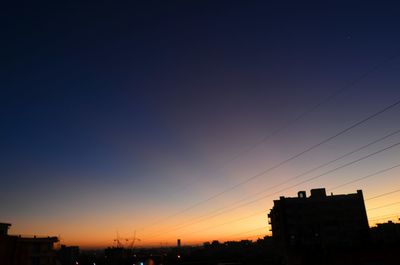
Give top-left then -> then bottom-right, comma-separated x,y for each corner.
1,1 -> 400,249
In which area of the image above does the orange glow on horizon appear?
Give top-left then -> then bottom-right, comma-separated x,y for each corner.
8,181 -> 400,249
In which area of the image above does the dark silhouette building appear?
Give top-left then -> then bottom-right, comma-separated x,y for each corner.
0,222 -> 59,265
371,219 -> 400,245
268,188 -> 369,249
58,245 -> 80,265
0,223 -> 11,236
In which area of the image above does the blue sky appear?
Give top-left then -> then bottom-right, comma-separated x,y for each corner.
1,1 -> 400,247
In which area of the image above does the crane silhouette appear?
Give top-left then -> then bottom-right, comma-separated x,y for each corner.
113,230 -> 141,250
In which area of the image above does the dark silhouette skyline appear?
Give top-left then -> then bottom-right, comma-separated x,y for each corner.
2,187 -> 400,264
1,1 -> 400,248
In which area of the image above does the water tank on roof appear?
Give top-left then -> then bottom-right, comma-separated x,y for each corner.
310,188 -> 326,198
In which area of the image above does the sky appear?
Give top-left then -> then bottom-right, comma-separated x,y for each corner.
1,1 -> 400,249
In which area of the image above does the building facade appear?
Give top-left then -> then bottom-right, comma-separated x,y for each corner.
268,188 -> 369,249
0,223 -> 58,265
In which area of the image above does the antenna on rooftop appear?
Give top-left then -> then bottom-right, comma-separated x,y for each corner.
114,230 -> 124,248
113,230 -> 141,249
128,230 -> 141,251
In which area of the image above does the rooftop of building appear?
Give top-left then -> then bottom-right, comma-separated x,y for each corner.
274,188 -> 363,202
15,235 -> 59,243
374,220 -> 400,227
0,222 -> 58,242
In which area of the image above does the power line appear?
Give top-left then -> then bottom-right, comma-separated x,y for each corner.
182,190 -> 400,240
223,54 -> 400,165
189,211 -> 266,236
367,202 -> 400,211
368,213 -> 400,222
199,144 -> 400,223
225,233 -> 268,241
171,55 -> 400,196
204,202 -> 400,240
144,97 -> 400,231
142,56 -> 400,230
189,207 -> 400,244
147,187 -> 400,243
147,147 -> 400,240
168,128 -> 400,231
148,129 -> 400,238
144,212 -> 267,245
366,188 -> 400,201
222,227 -> 268,239
156,184 -> 400,239
195,208 -> 400,241
328,164 -> 400,191
146,145 -> 400,240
